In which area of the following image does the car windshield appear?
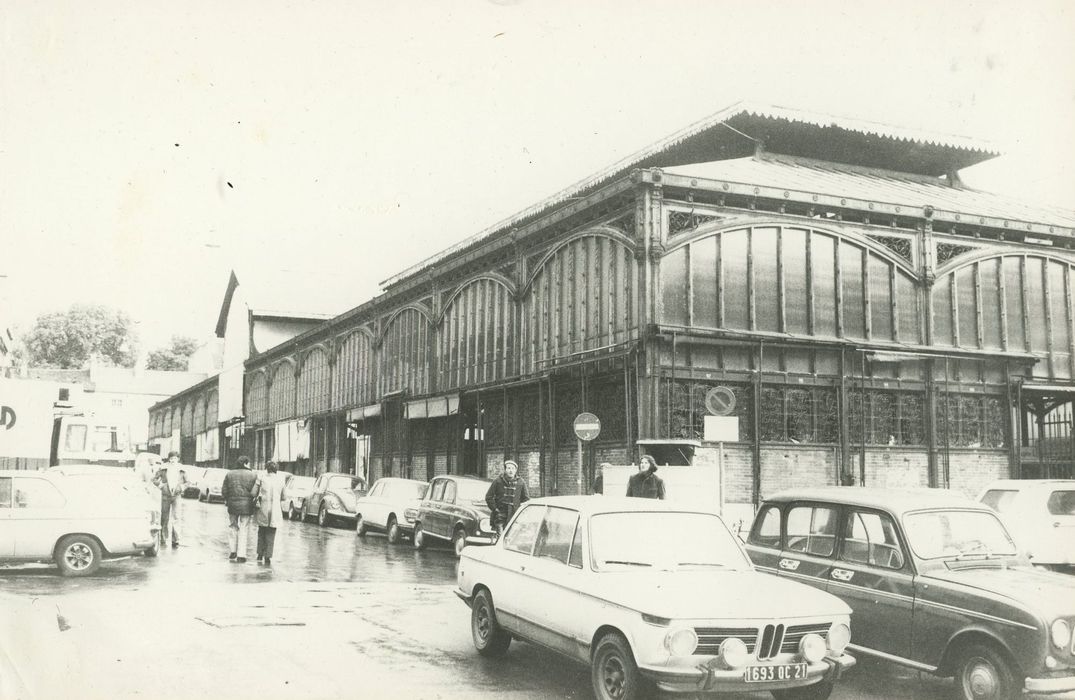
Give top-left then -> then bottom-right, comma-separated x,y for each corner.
327,475 -> 361,492
289,476 -> 315,490
903,509 -> 1018,559
455,480 -> 490,503
589,511 -> 750,571
387,481 -> 426,499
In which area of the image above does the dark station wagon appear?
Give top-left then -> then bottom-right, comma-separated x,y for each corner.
412,474 -> 498,556
744,487 -> 1075,700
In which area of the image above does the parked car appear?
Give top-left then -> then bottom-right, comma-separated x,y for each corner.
301,472 -> 366,527
978,479 -> 1075,573
281,473 -> 316,520
355,477 -> 428,544
744,487 -> 1075,700
198,467 -> 228,503
457,496 -> 855,700
46,464 -> 161,530
181,467 -> 206,498
0,468 -> 160,576
413,474 -> 497,556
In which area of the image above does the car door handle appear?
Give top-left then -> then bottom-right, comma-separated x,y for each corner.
778,558 -> 800,571
831,568 -> 855,582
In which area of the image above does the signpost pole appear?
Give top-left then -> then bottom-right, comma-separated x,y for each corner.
577,437 -> 583,495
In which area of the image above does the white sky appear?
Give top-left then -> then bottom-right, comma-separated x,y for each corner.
2,1 -> 1073,354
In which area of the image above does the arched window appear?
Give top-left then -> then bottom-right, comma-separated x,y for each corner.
521,232 -> 638,373
245,373 -> 269,425
660,224 -> 920,344
439,277 -> 516,390
297,347 -> 330,415
380,308 -> 431,396
205,390 -> 218,431
193,394 -> 207,433
268,362 -> 296,422
333,331 -> 375,408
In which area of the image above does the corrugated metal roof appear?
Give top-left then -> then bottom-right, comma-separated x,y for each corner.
382,101 -> 1002,288
665,154 -> 1075,229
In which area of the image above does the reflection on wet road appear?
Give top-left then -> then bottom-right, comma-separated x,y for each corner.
0,497 -> 459,595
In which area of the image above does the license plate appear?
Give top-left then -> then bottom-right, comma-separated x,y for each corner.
744,664 -> 807,683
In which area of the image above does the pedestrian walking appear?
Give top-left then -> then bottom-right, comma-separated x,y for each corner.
484,459 -> 529,536
591,462 -> 609,495
626,454 -> 665,499
252,461 -> 285,566
153,451 -> 188,548
222,455 -> 258,563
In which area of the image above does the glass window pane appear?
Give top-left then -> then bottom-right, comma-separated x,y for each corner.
980,259 -> 1003,349
661,247 -> 689,326
568,520 -> 583,568
896,275 -> 920,343
722,230 -> 750,330
443,481 -> 457,504
64,425 -> 87,452
753,228 -> 780,332
691,237 -> 719,328
932,277 -> 954,346
1027,258 -> 1048,352
14,478 -> 65,509
956,266 -> 979,348
785,505 -> 838,557
533,507 -> 579,565
1048,262 -> 1072,378
840,510 -> 904,569
1046,490 -> 1075,516
840,243 -> 866,339
812,234 -> 837,337
0,478 -> 10,508
868,257 -> 894,341
748,505 -> 782,549
431,480 -> 445,501
783,229 -> 809,334
504,504 -> 545,555
1003,257 -> 1027,350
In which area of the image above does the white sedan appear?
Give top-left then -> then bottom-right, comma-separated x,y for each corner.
355,477 -> 427,544
1,469 -> 159,576
456,497 -> 855,700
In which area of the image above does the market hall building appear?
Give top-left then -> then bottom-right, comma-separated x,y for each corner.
159,102 -> 1075,509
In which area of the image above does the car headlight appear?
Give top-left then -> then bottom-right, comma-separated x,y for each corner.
827,622 -> 851,654
1051,619 -> 1072,650
799,634 -> 826,663
404,507 -> 419,523
479,517 -> 492,533
718,638 -> 750,669
664,628 -> 698,657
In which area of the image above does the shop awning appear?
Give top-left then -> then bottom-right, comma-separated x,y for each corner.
347,404 -> 382,421
405,394 -> 460,419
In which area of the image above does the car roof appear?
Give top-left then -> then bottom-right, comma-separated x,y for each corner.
980,479 -> 1075,491
374,477 -> 427,484
0,469 -> 57,478
432,474 -> 492,483
523,495 -> 722,516
47,465 -> 135,475
762,486 -> 986,515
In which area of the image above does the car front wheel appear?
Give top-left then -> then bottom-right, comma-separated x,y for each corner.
452,528 -> 467,557
412,523 -> 427,550
471,589 -> 511,657
143,538 -> 160,558
771,680 -> 834,700
318,505 -> 330,528
356,515 -> 367,537
56,535 -> 102,577
592,632 -> 642,700
386,518 -> 401,545
289,502 -> 302,521
953,643 -> 1020,700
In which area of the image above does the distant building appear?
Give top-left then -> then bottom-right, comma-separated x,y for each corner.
148,268 -> 361,467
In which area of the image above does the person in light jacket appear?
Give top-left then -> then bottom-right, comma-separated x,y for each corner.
222,456 -> 258,562
252,461 -> 285,566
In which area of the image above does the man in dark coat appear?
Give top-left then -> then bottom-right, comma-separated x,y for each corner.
485,460 -> 529,535
626,455 -> 665,499
222,455 -> 258,562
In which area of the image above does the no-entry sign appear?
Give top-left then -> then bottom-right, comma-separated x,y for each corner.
573,412 -> 601,441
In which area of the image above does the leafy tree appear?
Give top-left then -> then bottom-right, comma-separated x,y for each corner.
145,335 -> 200,371
22,304 -> 138,369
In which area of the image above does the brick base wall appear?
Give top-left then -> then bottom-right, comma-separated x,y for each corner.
861,449 -> 929,489
947,451 -> 1010,498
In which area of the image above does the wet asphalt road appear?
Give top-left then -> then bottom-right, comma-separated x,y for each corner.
1,498 -> 1072,700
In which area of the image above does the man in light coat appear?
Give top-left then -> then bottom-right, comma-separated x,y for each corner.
252,461 -> 285,566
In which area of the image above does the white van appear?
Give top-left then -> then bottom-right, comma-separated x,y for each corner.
979,479 -> 1075,573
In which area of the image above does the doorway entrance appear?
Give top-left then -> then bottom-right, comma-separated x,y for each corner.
1020,389 -> 1074,479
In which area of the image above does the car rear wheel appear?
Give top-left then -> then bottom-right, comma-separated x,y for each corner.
452,528 -> 467,557
356,515 -> 367,537
953,643 -> 1020,700
318,505 -> 330,528
771,680 -> 834,700
289,503 -> 302,521
471,589 -> 511,657
412,523 -> 427,550
55,535 -> 102,577
386,518 -> 401,545
143,538 -> 160,558
592,632 -> 641,700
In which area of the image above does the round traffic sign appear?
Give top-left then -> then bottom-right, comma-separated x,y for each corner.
573,412 -> 601,441
705,386 -> 737,416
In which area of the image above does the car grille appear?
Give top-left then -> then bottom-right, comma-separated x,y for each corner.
694,622 -> 829,658
694,627 -> 758,655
